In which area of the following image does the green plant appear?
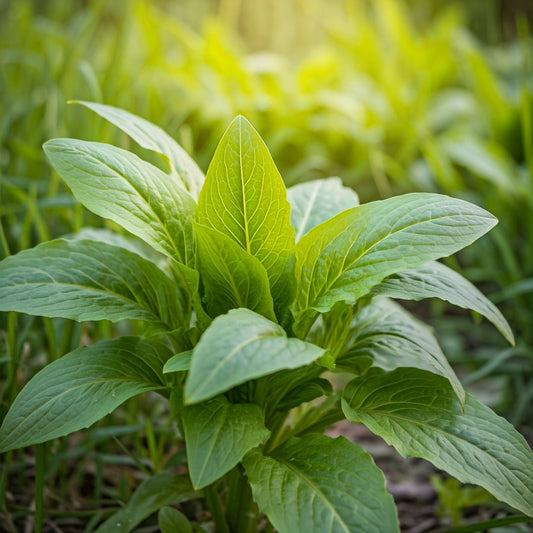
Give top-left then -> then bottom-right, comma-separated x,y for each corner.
431,476 -> 494,527
0,102 -> 532,532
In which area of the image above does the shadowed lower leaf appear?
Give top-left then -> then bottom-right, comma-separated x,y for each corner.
0,337 -> 171,453
342,367 -> 533,516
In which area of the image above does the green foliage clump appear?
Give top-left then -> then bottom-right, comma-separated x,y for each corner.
0,103 -> 531,532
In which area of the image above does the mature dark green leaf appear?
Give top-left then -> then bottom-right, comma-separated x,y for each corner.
293,193 -> 497,334
0,239 -> 187,330
287,177 -> 359,242
342,368 -> 533,516
243,434 -> 399,533
194,223 -> 276,320
0,337 -> 170,452
185,308 -> 324,404
337,297 -> 464,403
195,116 -> 295,313
43,139 -> 196,264
183,396 -> 269,488
74,100 -> 205,198
95,473 -> 197,533
371,261 -> 514,344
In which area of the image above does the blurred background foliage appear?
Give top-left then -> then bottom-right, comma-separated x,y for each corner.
1,0 -> 533,417
1,0 -> 533,528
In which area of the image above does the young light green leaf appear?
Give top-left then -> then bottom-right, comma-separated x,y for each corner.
287,177 -> 359,242
73,100 -> 205,198
163,351 -> 192,373
0,337 -> 171,452
371,261 -> 514,344
342,368 -> 533,517
195,116 -> 295,313
194,223 -> 276,321
183,396 -> 269,489
243,434 -> 399,533
0,239 -> 188,330
185,308 -> 324,404
293,193 -> 497,332
337,297 -> 464,403
95,473 -> 197,533
43,139 -> 196,264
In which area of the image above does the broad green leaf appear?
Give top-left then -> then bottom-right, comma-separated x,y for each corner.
66,234 -> 201,333
0,337 -> 170,452
371,261 -> 514,344
163,350 -> 192,373
243,434 -> 399,533
183,396 -> 269,489
65,228 -> 154,260
337,297 -> 464,403
342,368 -> 533,517
95,473 -> 197,533
158,507 -> 193,533
195,116 -> 295,313
194,223 -> 276,320
185,308 -> 324,404
287,177 -> 359,242
74,100 -> 205,198
293,193 -> 497,332
43,139 -> 196,264
0,239 -> 187,330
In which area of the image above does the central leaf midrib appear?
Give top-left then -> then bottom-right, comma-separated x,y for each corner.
8,279 -> 164,324
274,453 -> 351,533
68,146 -> 187,263
194,404 -> 228,485
309,209 -> 485,308
239,121 -> 252,254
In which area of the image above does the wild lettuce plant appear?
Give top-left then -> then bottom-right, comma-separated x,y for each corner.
0,102 -> 532,532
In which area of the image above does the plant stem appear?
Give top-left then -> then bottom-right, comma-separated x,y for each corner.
2,312 -> 19,407
144,418 -> 160,472
0,219 -> 10,258
263,412 -> 290,455
34,443 -> 46,533
204,484 -> 230,533
58,320 -> 76,357
442,513 -> 533,533
225,465 -> 258,533
43,318 -> 58,363
0,450 -> 12,511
